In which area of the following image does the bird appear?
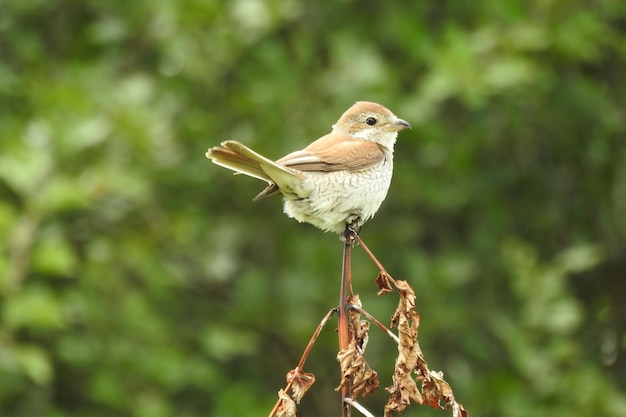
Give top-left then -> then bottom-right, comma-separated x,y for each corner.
205,101 -> 411,237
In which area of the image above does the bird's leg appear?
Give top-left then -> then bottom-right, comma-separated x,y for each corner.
341,227 -> 358,244
342,214 -> 363,243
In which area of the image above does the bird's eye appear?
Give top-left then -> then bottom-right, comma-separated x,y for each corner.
365,117 -> 377,126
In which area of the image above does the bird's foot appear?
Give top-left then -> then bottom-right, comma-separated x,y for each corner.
340,226 -> 359,245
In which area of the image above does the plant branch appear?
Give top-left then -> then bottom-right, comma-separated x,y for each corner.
338,229 -> 356,417
344,397 -> 376,417
354,234 -> 393,283
268,308 -> 337,417
349,304 -> 400,344
297,307 -> 337,369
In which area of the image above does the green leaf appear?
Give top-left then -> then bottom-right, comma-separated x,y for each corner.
3,287 -> 65,330
31,228 -> 78,277
16,345 -> 53,385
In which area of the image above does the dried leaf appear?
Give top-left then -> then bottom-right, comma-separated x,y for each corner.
336,334 -> 359,390
422,377 -> 443,408
336,340 -> 380,398
422,370 -> 468,417
348,294 -> 362,309
375,271 -> 394,295
453,402 -> 469,417
336,341 -> 357,389
336,299 -> 380,398
385,360 -> 424,416
394,280 -> 416,314
384,278 -> 468,417
385,296 -> 425,415
275,389 -> 297,417
348,295 -> 368,352
353,366 -> 379,397
286,367 -> 316,404
347,348 -> 380,398
385,279 -> 426,416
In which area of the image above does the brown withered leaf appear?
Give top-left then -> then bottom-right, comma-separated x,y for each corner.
336,339 -> 362,390
336,341 -> 357,391
453,402 -> 469,417
351,315 -> 370,355
347,294 -> 363,309
375,271 -> 394,295
337,341 -> 380,397
421,370 -> 468,417
275,389 -> 297,417
336,301 -> 380,398
354,367 -> 379,397
385,278 -> 468,417
422,376 -> 443,408
385,280 -> 425,416
384,310 -> 424,416
286,367 -> 316,404
392,280 -> 416,315
384,375 -> 422,417
347,295 -> 368,351
348,350 -> 380,398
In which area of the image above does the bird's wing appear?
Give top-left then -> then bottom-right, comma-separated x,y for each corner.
277,134 -> 386,172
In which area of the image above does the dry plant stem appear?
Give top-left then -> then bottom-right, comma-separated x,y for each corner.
349,304 -> 400,345
338,229 -> 357,417
354,234 -> 394,283
298,307 -> 337,369
344,397 -> 376,417
267,308 -> 337,417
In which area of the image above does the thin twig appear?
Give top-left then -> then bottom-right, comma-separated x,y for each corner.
343,397 -> 376,417
338,230 -> 356,417
268,308 -> 337,417
354,234 -> 395,284
349,304 -> 400,345
297,307 -> 337,369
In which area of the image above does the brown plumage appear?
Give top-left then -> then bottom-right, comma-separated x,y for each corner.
206,101 -> 411,234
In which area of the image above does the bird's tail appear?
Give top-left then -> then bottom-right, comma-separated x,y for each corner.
206,140 -> 308,200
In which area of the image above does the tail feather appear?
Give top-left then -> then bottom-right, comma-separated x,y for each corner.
206,141 -> 309,200
206,145 -> 270,182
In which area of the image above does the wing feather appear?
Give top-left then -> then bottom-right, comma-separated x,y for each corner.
277,134 -> 385,172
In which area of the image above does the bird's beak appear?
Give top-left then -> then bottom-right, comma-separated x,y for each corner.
391,117 -> 412,131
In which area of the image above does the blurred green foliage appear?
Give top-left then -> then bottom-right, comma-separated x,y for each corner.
1,0 -> 625,416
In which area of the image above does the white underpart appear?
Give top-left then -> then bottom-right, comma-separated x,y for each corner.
282,139 -> 396,234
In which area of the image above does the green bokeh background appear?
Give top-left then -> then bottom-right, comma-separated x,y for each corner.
1,1 -> 625,416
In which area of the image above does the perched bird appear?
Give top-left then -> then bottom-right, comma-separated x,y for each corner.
205,101 -> 410,236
